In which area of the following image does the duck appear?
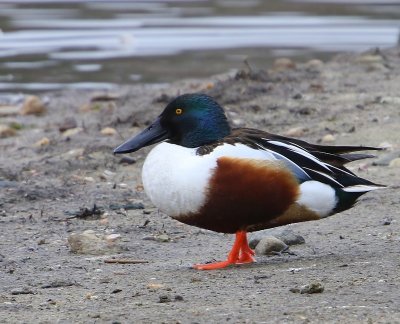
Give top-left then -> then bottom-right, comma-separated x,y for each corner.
114,93 -> 384,270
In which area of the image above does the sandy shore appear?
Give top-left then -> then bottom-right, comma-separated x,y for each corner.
1,47 -> 399,323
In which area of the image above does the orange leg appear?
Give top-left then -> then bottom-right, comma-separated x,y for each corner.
193,230 -> 256,270
237,233 -> 256,264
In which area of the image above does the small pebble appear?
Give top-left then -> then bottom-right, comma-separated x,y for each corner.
100,169 -> 116,180
62,127 -> 82,138
389,158 -> 400,168
372,151 -> 400,166
300,282 -> 324,294
109,203 -> 144,210
91,93 -> 120,102
0,125 -> 17,138
382,218 -> 392,226
105,234 -> 121,243
62,148 -> 85,159
250,229 -> 305,248
11,287 -> 35,295
305,59 -> 324,71
37,238 -> 46,245
33,137 -> 50,147
158,294 -> 172,303
58,117 -> 77,132
378,141 -> 393,150
255,236 -> 287,255
41,280 -> 75,289
100,127 -> 117,136
67,230 -> 124,255
283,126 -> 308,137
273,58 -> 296,71
321,134 -> 335,143
147,283 -> 165,290
20,95 -> 46,115
292,93 -> 302,100
119,156 -> 136,165
156,234 -> 171,242
290,282 -> 324,294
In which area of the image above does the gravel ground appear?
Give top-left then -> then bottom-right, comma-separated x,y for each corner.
0,47 -> 399,323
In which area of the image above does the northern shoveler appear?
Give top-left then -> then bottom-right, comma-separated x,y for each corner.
114,93 -> 384,270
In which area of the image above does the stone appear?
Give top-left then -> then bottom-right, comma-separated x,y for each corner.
33,137 -> 50,147
273,58 -> 296,71
58,117 -> 77,132
254,236 -> 287,255
378,142 -> 393,150
154,234 -> 171,242
62,127 -> 82,138
119,156 -> 136,165
300,282 -> 324,294
100,127 -> 117,136
381,217 -> 392,226
372,151 -> 400,166
158,294 -> 172,303
11,287 -> 35,295
283,126 -> 308,137
275,229 -> 305,246
305,59 -> 324,71
100,169 -> 116,180
20,95 -> 46,115
292,93 -> 303,100
389,158 -> 400,168
67,230 -> 124,255
105,234 -> 121,243
41,280 -> 76,289
321,134 -> 335,143
250,229 -> 305,248
0,125 -> 17,138
290,282 -> 324,294
61,148 -> 85,159
147,283 -> 165,290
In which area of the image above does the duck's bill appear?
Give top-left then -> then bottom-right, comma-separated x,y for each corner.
113,116 -> 169,154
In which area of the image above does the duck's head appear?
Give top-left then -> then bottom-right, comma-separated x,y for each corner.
114,93 -> 231,154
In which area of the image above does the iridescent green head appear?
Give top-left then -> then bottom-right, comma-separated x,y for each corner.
114,93 -> 231,153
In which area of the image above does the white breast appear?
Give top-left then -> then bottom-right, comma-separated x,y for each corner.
141,142 -> 277,217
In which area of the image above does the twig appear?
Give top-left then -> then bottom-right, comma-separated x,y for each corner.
104,259 -> 148,264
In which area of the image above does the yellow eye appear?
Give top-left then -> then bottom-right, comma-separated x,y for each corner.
175,108 -> 183,115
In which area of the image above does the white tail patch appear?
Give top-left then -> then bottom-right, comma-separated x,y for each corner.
297,181 -> 337,217
342,185 -> 384,193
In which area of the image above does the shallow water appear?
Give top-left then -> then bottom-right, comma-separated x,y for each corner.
0,0 -> 399,93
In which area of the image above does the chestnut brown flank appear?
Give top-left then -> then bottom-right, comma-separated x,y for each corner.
175,157 -> 300,233
247,203 -> 321,232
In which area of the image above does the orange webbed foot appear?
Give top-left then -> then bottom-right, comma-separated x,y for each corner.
237,251 -> 256,264
193,260 -> 234,270
193,230 -> 256,270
